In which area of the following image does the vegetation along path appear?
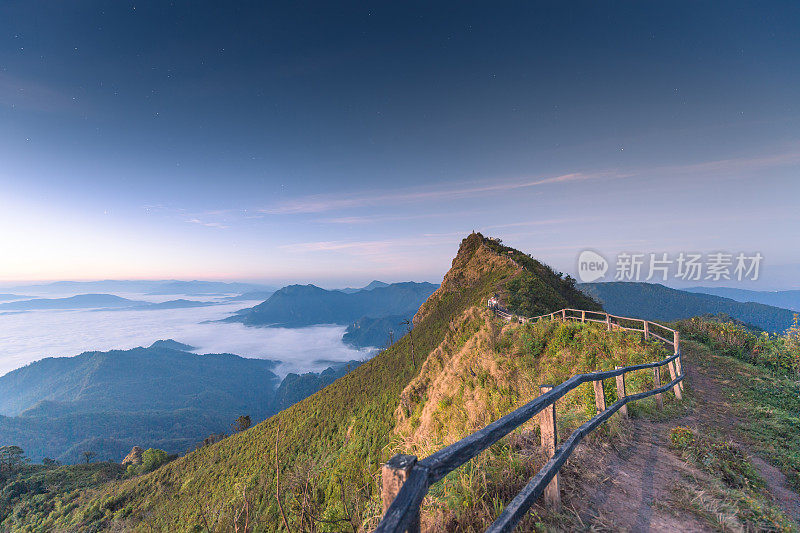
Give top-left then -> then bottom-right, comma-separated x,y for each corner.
567,340 -> 800,532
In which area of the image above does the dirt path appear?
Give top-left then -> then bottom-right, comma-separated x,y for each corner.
567,420 -> 711,532
563,342 -> 800,531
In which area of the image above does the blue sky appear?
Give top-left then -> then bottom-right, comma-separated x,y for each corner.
1,1 -> 799,287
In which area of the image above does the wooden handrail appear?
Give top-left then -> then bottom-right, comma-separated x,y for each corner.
376,307 -> 685,533
485,374 -> 683,533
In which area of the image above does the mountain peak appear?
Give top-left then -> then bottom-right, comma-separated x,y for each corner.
415,232 -> 600,324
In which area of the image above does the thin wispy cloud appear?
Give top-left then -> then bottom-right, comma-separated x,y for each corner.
186,218 -> 229,229
316,212 -> 453,225
654,145 -> 800,177
262,171 -> 614,215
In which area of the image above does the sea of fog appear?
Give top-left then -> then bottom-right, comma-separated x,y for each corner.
0,293 -> 372,378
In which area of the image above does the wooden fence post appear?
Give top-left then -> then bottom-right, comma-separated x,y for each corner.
593,379 -> 606,414
581,310 -> 586,323
643,321 -> 649,340
382,454 -> 420,533
614,367 -> 628,417
561,309 -> 566,321
606,313 -> 611,331
667,358 -> 682,401
653,366 -> 663,410
674,330 -> 684,393
538,385 -> 561,511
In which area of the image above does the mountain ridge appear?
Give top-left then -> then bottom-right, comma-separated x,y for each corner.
579,281 -> 795,333
228,281 -> 439,327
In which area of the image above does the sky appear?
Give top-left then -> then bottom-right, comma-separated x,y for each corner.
2,1 -> 799,288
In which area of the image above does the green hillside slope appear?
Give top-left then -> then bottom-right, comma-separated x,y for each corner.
18,233 -> 597,531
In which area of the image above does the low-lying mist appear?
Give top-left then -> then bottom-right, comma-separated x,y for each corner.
0,296 -> 372,378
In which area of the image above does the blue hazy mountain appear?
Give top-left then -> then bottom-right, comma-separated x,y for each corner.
228,281 -> 439,327
144,280 -> 274,295
0,294 -> 30,301
148,340 -> 197,351
684,286 -> 800,312
0,341 -> 359,463
337,280 -> 391,294
6,280 -> 274,296
218,290 -> 276,302
579,282 -> 795,333
7,280 -> 171,294
0,294 -> 147,311
129,299 -> 216,310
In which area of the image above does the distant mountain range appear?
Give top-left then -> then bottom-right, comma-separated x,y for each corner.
144,280 -> 273,295
0,294 -> 147,310
684,286 -> 800,312
0,294 -> 218,312
5,280 -> 274,296
0,294 -> 31,301
337,280 -> 390,294
579,282 -> 796,333
227,281 -> 439,328
0,341 -> 359,463
217,290 -> 276,302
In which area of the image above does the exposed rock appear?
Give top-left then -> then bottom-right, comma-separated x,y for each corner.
122,446 -> 144,466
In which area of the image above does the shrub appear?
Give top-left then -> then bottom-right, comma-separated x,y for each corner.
125,449 -> 172,477
670,426 -> 694,450
677,316 -> 800,376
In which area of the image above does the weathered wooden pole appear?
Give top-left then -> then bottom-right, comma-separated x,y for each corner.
561,309 -> 566,321
606,313 -> 611,331
673,330 -> 684,393
581,310 -> 586,323
643,321 -> 649,340
381,454 -> 420,533
666,358 -> 682,401
653,366 -> 663,410
593,379 -> 606,414
614,366 -> 628,417
538,385 -> 561,511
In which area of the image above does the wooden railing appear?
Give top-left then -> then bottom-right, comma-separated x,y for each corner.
375,308 -> 685,533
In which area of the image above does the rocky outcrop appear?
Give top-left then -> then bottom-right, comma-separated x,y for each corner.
122,446 -> 144,466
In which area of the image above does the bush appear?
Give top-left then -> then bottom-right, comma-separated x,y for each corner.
670,426 -> 694,450
677,316 -> 800,376
125,449 -> 171,477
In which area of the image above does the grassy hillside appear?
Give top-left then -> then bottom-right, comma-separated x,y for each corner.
579,281 -> 796,333
7,233 -> 599,531
391,309 -> 675,530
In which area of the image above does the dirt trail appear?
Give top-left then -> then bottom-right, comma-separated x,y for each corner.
564,342 -> 800,531
568,420 -> 711,532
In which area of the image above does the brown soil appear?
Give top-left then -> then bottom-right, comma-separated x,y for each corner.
559,341 -> 800,531
564,420 -> 712,532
